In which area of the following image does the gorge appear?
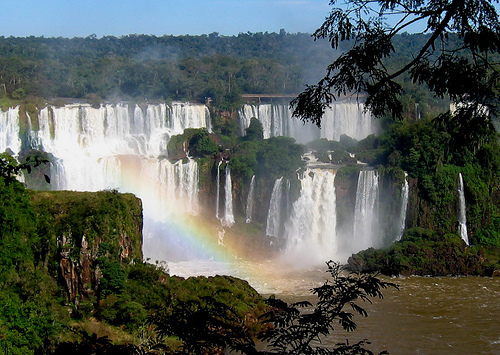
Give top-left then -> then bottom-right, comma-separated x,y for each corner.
0,100 -> 473,271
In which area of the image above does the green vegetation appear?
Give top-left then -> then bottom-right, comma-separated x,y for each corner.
0,155 -> 270,354
0,32 -> 333,109
340,115 -> 500,274
0,156 -> 65,354
243,117 -> 264,141
0,31 -> 469,114
348,228 -> 495,276
291,0 -> 500,126
167,127 -> 217,159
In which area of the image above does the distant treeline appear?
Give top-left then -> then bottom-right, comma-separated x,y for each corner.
0,31 -> 445,112
0,31 -> 331,107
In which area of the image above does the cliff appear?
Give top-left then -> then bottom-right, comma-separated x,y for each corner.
29,189 -> 143,304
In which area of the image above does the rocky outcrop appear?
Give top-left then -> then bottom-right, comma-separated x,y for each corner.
346,228 -> 493,276
29,190 -> 143,304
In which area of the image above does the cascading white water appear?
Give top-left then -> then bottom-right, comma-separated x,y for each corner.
458,173 -> 469,245
353,169 -> 380,253
1,102 -> 210,261
0,107 -> 21,155
245,175 -> 255,223
222,164 -> 235,227
0,101 -> 411,268
266,177 -> 284,237
238,104 -> 318,143
397,172 -> 410,241
215,161 -> 223,220
36,102 -> 210,158
282,168 -> 338,266
238,100 -> 377,144
320,100 -> 374,141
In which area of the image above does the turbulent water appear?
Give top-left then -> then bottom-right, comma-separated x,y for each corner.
169,259 -> 500,355
282,168 -> 339,266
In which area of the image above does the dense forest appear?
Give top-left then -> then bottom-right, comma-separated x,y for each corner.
1,30 -> 500,353
0,31 -> 335,109
0,31 -> 444,113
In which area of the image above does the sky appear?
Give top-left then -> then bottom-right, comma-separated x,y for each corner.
0,0 -> 332,38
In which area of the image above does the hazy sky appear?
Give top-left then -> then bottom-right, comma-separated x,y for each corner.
1,0 -> 331,38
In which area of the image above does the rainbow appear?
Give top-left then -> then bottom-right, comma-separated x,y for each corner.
112,154 -> 293,293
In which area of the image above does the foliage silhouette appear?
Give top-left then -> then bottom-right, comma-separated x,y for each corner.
256,261 -> 397,355
0,152 -> 50,185
291,0 -> 500,127
152,291 -> 257,355
244,117 -> 264,141
148,262 -> 396,355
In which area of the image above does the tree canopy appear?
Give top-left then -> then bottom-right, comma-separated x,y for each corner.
291,0 -> 500,126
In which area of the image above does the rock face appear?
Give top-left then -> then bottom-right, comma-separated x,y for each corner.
29,190 -> 143,304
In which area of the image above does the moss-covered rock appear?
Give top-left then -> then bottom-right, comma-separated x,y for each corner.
347,227 -> 499,276
29,189 -> 143,304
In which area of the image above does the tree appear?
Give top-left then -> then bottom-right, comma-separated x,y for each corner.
149,262 -> 397,355
189,128 -> 218,157
257,261 -> 397,355
244,117 -> 264,141
291,0 -> 500,130
153,293 -> 256,355
0,153 -> 50,185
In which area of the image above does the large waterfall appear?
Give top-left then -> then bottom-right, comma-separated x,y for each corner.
282,168 -> 338,266
397,173 -> 410,241
222,164 -> 235,227
0,101 -> 409,267
458,173 -> 469,245
266,177 -> 285,238
238,99 -> 378,144
352,169 -> 380,253
1,103 -> 210,261
245,175 -> 255,223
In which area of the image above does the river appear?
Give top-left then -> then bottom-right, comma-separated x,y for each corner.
168,260 -> 500,355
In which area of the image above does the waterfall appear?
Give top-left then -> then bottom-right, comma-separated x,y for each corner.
0,106 -> 21,154
458,173 -> 469,245
164,157 -> 199,216
266,177 -> 284,237
222,164 -> 235,227
238,100 -> 377,144
215,161 -> 222,220
1,102 -> 211,261
397,173 -> 409,241
353,170 -> 380,253
282,168 -> 338,266
321,100 -> 374,141
245,175 -> 256,223
34,102 -> 210,159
